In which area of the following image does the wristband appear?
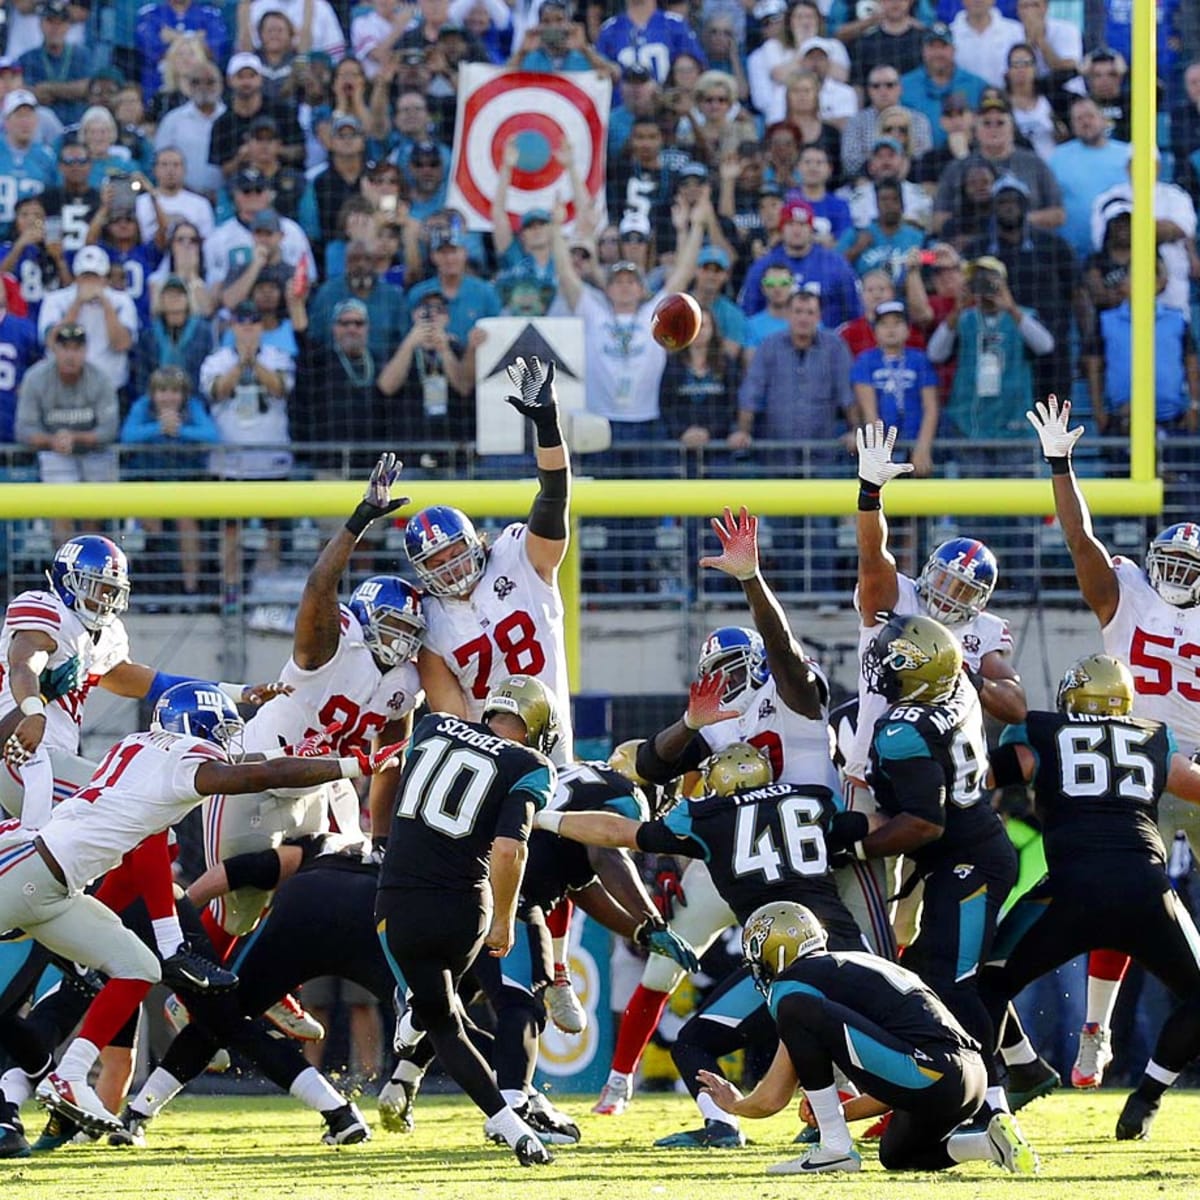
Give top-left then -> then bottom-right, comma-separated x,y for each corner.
19,696 -> 45,717
854,840 -> 869,862
534,810 -> 565,834
1048,457 -> 1070,476
338,756 -> 363,780
218,681 -> 246,704
345,501 -> 380,537
857,479 -> 882,511
530,407 -> 563,449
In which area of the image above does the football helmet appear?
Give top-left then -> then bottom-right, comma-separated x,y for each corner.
917,538 -> 998,625
404,506 -> 487,598
1146,523 -> 1200,607
151,681 -> 245,760
704,742 -> 773,797
1056,653 -> 1134,717
349,576 -> 425,667
46,536 -> 130,632
697,626 -> 769,708
482,674 -> 560,757
862,613 -> 963,705
743,901 -> 827,996
607,740 -> 647,785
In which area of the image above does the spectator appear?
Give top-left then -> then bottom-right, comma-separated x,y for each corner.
405,140 -> 449,220
739,198 -> 861,326
948,0 -> 1023,88
0,90 -> 56,239
798,38 -> 858,125
1003,42 -> 1066,161
1069,47 -> 1130,143
927,254 -> 1054,441
136,145 -> 216,243
226,266 -> 298,356
220,208 -> 292,311
676,70 -> 757,160
87,181 -> 166,329
725,182 -> 783,273
153,58 -> 226,199
911,92 -> 975,187
851,299 -> 938,475
762,119 -> 804,191
354,0 -> 422,80
965,173 -> 1079,403
149,219 -> 212,318
132,273 -> 213,392
699,16 -> 748,97
903,240 -> 963,396
0,284 -> 38,441
507,0 -> 619,78
77,106 -> 134,190
661,53 -> 705,137
607,116 -> 674,234
732,288 -> 854,463
689,244 -> 746,361
744,265 -> 794,349
209,53 -> 304,180
932,95 -> 1064,232
248,0 -> 347,62
793,143 -> 852,245
840,266 -> 925,356
0,194 -> 68,324
135,0 -> 229,99
746,0 -> 792,123
18,0 -> 93,126
38,245 -> 138,392
659,307 -> 736,455
1014,0 -> 1080,77
327,57 -> 377,141
377,290 -> 478,444
1170,60 -> 1200,204
16,321 -> 119,540
231,116 -> 306,222
119,364 -> 219,602
842,0 -> 926,86
595,0 -> 705,85
838,179 -> 925,279
900,23 -> 986,149
1091,159 -> 1196,320
842,66 -> 934,180
205,168 -> 317,308
607,65 -> 660,157
406,222 -> 499,342
781,67 -> 845,164
1047,95 -> 1130,258
656,162 -> 735,265
1080,203 -> 1130,322
0,59 -> 63,147
299,113 -> 369,254
939,158 -> 997,248
842,136 -> 932,230
244,8 -> 299,103
6,0 -> 85,62
144,30 -> 210,124
307,238 -> 410,364
1085,256 -> 1199,436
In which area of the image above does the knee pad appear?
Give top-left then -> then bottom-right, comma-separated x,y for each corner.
209,888 -> 272,937
223,848 -> 284,893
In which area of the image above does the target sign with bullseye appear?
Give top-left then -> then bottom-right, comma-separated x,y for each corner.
448,65 -> 612,232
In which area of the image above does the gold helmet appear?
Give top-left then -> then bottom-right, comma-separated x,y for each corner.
1056,653 -> 1134,717
607,739 -> 648,786
742,901 -> 827,994
862,613 -> 963,705
482,674 -> 560,756
704,742 -> 773,797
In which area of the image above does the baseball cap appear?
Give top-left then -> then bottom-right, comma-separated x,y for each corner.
333,298 -> 369,321
430,227 -> 465,250
436,22 -> 467,37
798,36 -> 850,71
92,65 -> 125,85
1101,199 -> 1133,222
607,260 -> 644,282
55,322 -> 86,342
622,65 -> 652,83
969,255 -> 1008,279
0,58 -> 21,72
38,0 -> 71,18
2,89 -> 36,117
232,300 -> 262,323
941,91 -> 969,115
923,21 -> 953,44
398,47 -> 427,65
248,114 -> 280,137
618,210 -> 652,239
161,274 -> 189,293
758,182 -> 784,200
227,52 -> 265,78
872,299 -> 907,323
872,136 -> 905,155
251,208 -> 282,233
332,112 -> 363,134
752,0 -> 786,19
520,208 -> 551,229
73,244 -> 110,276
698,245 -> 730,269
978,94 -> 1011,115
991,173 -> 1030,199
233,167 -> 270,192
409,141 -> 441,164
678,161 -> 708,181
779,199 -> 815,228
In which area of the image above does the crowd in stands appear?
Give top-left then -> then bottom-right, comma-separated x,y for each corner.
0,0 -> 1193,508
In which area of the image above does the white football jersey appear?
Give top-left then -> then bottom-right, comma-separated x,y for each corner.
1103,557 -> 1200,756
701,672 -> 840,795
0,589 -> 130,752
421,523 -> 573,759
244,605 -> 422,761
844,573 -> 1013,782
37,730 -> 222,893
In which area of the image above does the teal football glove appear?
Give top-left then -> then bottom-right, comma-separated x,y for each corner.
39,655 -> 85,701
635,918 -> 701,972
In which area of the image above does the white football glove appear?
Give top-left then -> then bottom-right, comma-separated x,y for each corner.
856,422 -> 914,488
1026,395 -> 1083,460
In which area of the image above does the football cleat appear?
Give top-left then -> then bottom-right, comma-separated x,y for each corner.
512,1132 -> 554,1167
161,943 -> 239,995
108,1108 -> 149,1148
544,967 -> 587,1035
860,1111 -> 893,1140
164,993 -> 231,1072
792,1124 -> 820,1145
986,1112 -> 1039,1173
766,1144 -> 863,1174
30,1110 -> 78,1153
1007,1055 -> 1061,1111
1071,1023 -> 1114,1090
35,1072 -> 120,1136
654,1119 -> 745,1149
378,1073 -> 422,1134
0,1105 -> 29,1158
321,1102 -> 370,1146
592,1073 -> 633,1116
1116,1091 -> 1160,1141
266,994 -> 326,1041
523,1093 -> 580,1145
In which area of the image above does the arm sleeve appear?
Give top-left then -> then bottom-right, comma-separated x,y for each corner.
527,466 -> 569,539
635,730 -> 711,783
635,819 -> 705,859
495,794 -> 536,843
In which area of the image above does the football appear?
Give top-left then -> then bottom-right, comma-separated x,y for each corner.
651,292 -> 703,351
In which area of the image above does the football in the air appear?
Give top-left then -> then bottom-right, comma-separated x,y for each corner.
651,292 -> 703,351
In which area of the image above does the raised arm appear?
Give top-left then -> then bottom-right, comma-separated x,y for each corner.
699,506 -> 825,718
549,201 -> 582,310
853,422 -> 912,623
1027,395 -> 1118,626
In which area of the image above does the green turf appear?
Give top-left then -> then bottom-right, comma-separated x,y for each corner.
7,1090 -> 1200,1198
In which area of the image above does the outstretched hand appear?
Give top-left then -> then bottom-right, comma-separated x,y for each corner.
700,505 -> 759,581
1026,394 -> 1083,461
504,355 -> 558,418
684,670 -> 740,731
346,452 -> 411,536
856,422 -> 913,488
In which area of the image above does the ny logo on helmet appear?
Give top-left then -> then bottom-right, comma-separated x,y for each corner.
356,580 -> 383,602
57,542 -> 83,566
887,637 -> 930,671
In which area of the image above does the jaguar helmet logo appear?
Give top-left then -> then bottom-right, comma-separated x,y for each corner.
886,637 -> 931,672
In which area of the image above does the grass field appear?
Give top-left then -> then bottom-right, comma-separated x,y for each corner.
7,1090 -> 1200,1199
